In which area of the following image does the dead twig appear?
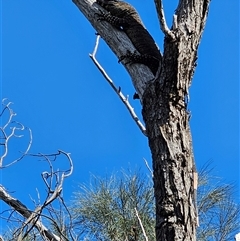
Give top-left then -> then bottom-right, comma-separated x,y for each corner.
0,99 -> 32,168
134,207 -> 149,241
89,35 -> 147,136
154,0 -> 175,39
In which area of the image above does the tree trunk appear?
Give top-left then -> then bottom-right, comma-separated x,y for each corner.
142,2 -> 210,240
142,40 -> 197,239
73,0 -> 211,240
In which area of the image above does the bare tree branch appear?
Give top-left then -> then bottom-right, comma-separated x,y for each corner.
0,185 -> 61,241
0,101 -> 75,239
153,0 -> 176,39
134,207 -> 149,241
89,35 -> 147,136
143,158 -> 153,178
0,148 -> 73,240
0,99 -> 33,168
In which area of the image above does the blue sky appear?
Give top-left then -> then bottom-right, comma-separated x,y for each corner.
0,0 -> 239,232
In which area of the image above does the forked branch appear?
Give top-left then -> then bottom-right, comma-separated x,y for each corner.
154,0 -> 175,39
0,99 -> 32,168
0,150 -> 74,241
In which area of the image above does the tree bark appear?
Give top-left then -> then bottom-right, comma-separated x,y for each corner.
73,0 -> 156,101
142,2 -> 210,240
73,0 -> 211,240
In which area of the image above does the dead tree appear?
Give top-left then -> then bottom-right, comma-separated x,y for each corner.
73,0 -> 211,240
0,100 -> 74,240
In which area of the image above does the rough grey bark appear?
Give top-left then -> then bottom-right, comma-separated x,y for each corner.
73,0 -> 211,240
142,2 -> 210,240
73,0 -> 155,101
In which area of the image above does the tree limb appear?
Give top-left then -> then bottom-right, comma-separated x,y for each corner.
154,0 -> 176,39
134,207 -> 149,241
0,99 -> 32,168
0,185 -> 61,241
89,35 -> 147,135
72,0 -> 158,101
0,150 -> 73,240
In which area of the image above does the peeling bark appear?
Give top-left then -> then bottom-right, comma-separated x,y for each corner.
73,0 -> 211,240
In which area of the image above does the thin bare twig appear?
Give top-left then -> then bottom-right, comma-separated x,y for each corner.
143,158 -> 153,178
0,99 -> 33,168
154,0 -> 176,39
0,185 -> 61,241
0,148 -> 73,240
134,207 -> 149,241
89,35 -> 147,136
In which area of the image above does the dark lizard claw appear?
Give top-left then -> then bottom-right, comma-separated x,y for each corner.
94,9 -> 105,21
118,55 -> 132,65
118,50 -> 139,64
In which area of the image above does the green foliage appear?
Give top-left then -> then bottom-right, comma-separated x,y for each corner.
71,167 -> 240,241
197,164 -> 240,241
2,167 -> 239,240
72,170 -> 155,241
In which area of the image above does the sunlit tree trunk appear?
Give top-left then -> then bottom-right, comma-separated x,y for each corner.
142,39 -> 198,240
142,2 -> 210,239
73,0 -> 211,240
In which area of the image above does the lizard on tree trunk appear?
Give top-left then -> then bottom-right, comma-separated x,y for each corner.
96,0 -> 162,77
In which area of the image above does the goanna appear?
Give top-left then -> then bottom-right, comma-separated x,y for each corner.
96,0 -> 161,76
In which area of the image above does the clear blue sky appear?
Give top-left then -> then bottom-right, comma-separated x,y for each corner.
1,0 -> 239,232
